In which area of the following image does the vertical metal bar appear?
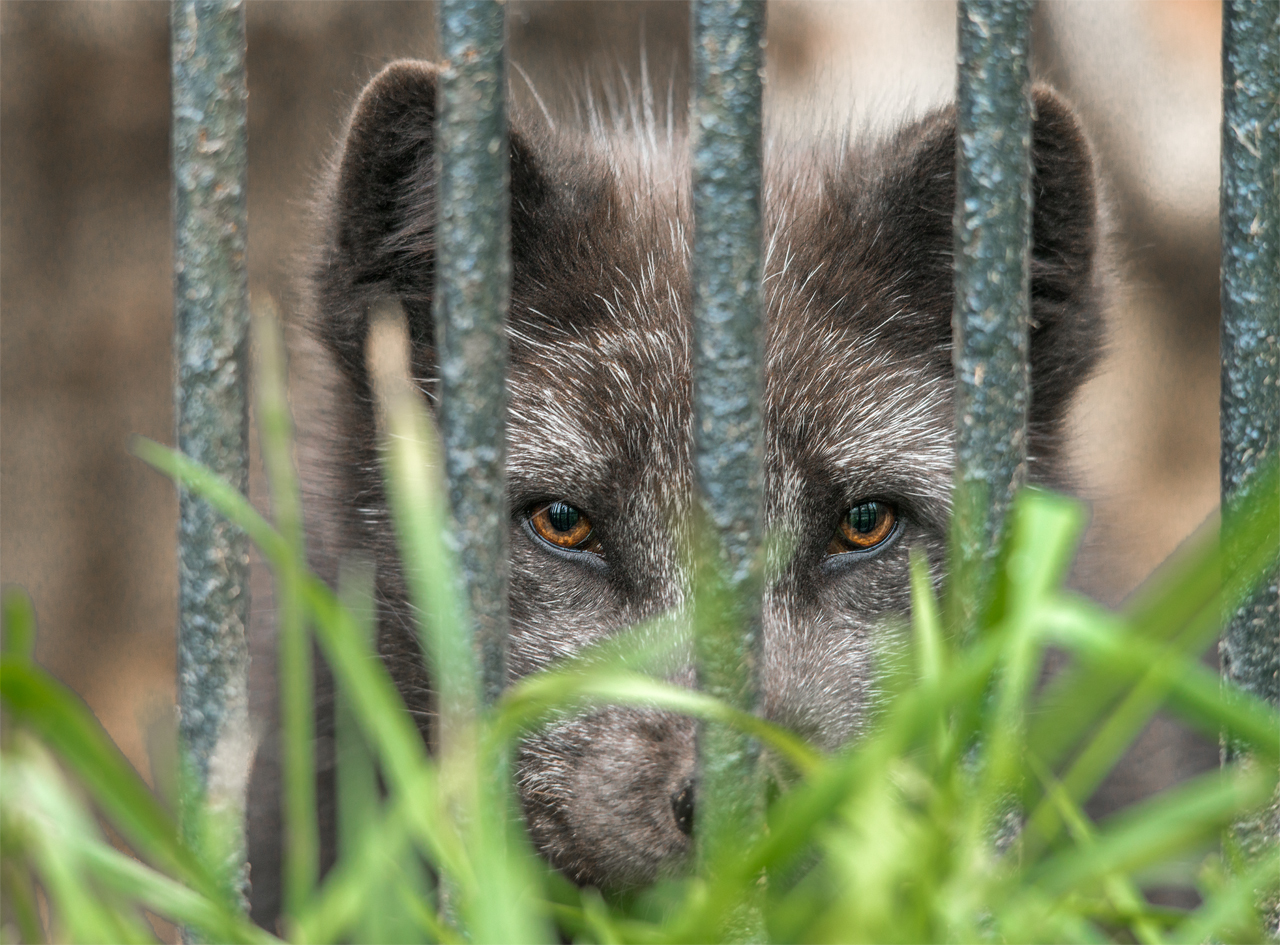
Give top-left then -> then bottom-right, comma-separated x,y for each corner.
435,0 -> 510,709
690,0 -> 766,923
171,0 -> 250,898
950,0 -> 1034,632
1220,0 -> 1279,921
1220,0 -> 1280,712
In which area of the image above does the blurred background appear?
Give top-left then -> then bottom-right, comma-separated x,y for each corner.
2,0 -> 1224,831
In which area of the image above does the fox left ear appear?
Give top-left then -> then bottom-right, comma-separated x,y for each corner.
312,59 -> 555,392
860,85 -> 1106,472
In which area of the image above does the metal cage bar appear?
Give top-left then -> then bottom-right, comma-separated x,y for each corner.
1220,0 -> 1279,711
689,0 -> 767,905
950,0 -> 1034,631
435,0 -> 511,709
171,0 -> 251,886
1219,0 -> 1279,909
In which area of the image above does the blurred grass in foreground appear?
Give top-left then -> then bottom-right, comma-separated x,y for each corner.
2,301 -> 1277,943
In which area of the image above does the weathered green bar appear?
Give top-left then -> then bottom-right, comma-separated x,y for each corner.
1219,0 -> 1279,922
690,0 -> 766,918
435,0 -> 511,708
950,0 -> 1034,632
1220,0 -> 1279,712
170,0 -> 250,888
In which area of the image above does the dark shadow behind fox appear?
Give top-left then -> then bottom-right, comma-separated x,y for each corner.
247,60 -> 1104,927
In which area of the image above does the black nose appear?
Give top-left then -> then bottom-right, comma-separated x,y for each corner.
671,778 -> 696,837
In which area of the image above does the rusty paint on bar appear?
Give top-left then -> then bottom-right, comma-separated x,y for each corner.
170,0 -> 250,897
690,0 -> 766,928
1220,0 -> 1279,927
950,0 -> 1034,634
435,0 -> 511,709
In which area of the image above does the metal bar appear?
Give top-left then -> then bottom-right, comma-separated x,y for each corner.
690,0 -> 766,918
1220,0 -> 1280,711
435,0 -> 511,709
950,0 -> 1034,633
1219,0 -> 1279,917
171,0 -> 250,896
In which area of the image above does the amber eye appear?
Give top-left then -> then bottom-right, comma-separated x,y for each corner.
827,500 -> 896,554
529,501 -> 600,552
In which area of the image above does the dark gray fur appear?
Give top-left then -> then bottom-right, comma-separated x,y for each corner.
247,60 -> 1104,924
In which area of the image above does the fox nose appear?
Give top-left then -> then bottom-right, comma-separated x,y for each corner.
671,778 -> 696,837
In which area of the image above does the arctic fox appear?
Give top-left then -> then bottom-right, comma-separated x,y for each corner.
247,59 -> 1103,923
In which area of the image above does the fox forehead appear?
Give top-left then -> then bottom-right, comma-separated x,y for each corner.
503,155 -> 956,526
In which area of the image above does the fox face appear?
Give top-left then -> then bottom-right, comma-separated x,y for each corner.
261,59 -> 1102,907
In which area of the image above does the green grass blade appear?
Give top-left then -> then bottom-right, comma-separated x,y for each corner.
367,304 -> 473,726
1027,764 -> 1278,899
1029,755 -> 1168,945
1,858 -> 47,944
335,560 -> 418,943
252,297 -> 318,918
369,304 -> 549,945
964,491 -> 1084,859
908,548 -> 955,772
671,632 -> 1016,940
134,441 -> 451,831
1,586 -> 36,662
135,439 -> 454,819
5,742 -> 171,944
132,437 -> 290,566
301,577 -> 453,861
0,662 -> 225,906
1134,456 -> 1278,642
295,765 -> 449,944
745,627 -> 1011,879
1030,459 -> 1279,777
134,432 -> 461,925
334,562 -> 381,862
77,840 -> 275,945
972,491 -> 1084,812
379,847 -> 437,944
31,832 -> 149,944
909,550 -> 945,687
1172,848 -> 1280,944
1042,601 -> 1280,757
1001,489 -> 1089,615
1024,598 -> 1280,861
1030,587 -> 1224,803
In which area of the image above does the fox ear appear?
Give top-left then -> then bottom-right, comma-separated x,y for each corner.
865,85 -> 1105,471
313,59 -> 551,388
315,60 -> 441,383
1021,85 -> 1105,458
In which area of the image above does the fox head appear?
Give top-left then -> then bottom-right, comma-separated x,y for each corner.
292,59 -> 1103,895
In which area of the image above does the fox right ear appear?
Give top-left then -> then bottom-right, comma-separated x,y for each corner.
315,60 -> 441,384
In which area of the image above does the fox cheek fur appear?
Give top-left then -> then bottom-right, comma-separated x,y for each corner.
260,58 -> 1102,904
